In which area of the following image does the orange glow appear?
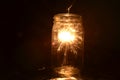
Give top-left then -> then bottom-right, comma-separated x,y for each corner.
50,77 -> 77,80
58,30 -> 75,43
55,66 -> 79,77
51,13 -> 84,80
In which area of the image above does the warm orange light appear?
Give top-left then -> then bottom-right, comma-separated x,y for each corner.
50,77 -> 77,80
58,30 -> 75,43
55,66 -> 79,77
51,13 -> 84,80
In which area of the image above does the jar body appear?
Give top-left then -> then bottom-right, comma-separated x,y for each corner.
51,13 -> 84,79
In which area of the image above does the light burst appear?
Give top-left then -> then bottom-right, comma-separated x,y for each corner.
58,30 -> 75,43
57,23 -> 83,55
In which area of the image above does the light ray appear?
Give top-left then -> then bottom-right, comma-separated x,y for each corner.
57,23 -> 83,55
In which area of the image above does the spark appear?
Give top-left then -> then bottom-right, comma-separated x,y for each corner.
58,31 -> 75,43
57,23 -> 83,55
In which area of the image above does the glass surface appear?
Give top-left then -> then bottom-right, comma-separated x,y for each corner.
51,13 -> 84,79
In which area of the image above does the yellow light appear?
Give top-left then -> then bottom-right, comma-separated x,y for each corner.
58,30 -> 75,43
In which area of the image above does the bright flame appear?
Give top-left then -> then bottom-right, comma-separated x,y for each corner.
58,31 -> 75,42
57,24 -> 83,55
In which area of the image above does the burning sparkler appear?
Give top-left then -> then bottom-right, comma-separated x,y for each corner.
57,22 -> 83,54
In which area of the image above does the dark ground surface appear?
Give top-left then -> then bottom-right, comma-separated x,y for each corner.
0,0 -> 120,80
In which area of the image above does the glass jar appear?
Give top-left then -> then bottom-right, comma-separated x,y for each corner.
51,13 -> 84,80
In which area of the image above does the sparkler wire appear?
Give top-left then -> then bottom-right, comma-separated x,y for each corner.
67,0 -> 76,13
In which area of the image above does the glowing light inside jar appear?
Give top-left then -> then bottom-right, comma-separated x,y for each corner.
57,23 -> 83,55
58,28 -> 75,43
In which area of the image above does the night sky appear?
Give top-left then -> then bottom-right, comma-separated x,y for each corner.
0,0 -> 119,80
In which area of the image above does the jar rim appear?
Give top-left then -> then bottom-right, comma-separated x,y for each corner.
54,13 -> 81,19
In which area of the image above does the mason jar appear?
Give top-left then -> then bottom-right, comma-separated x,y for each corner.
51,13 -> 84,80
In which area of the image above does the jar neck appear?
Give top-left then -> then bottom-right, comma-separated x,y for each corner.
53,13 -> 81,22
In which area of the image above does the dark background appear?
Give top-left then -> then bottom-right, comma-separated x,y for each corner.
0,0 -> 119,80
